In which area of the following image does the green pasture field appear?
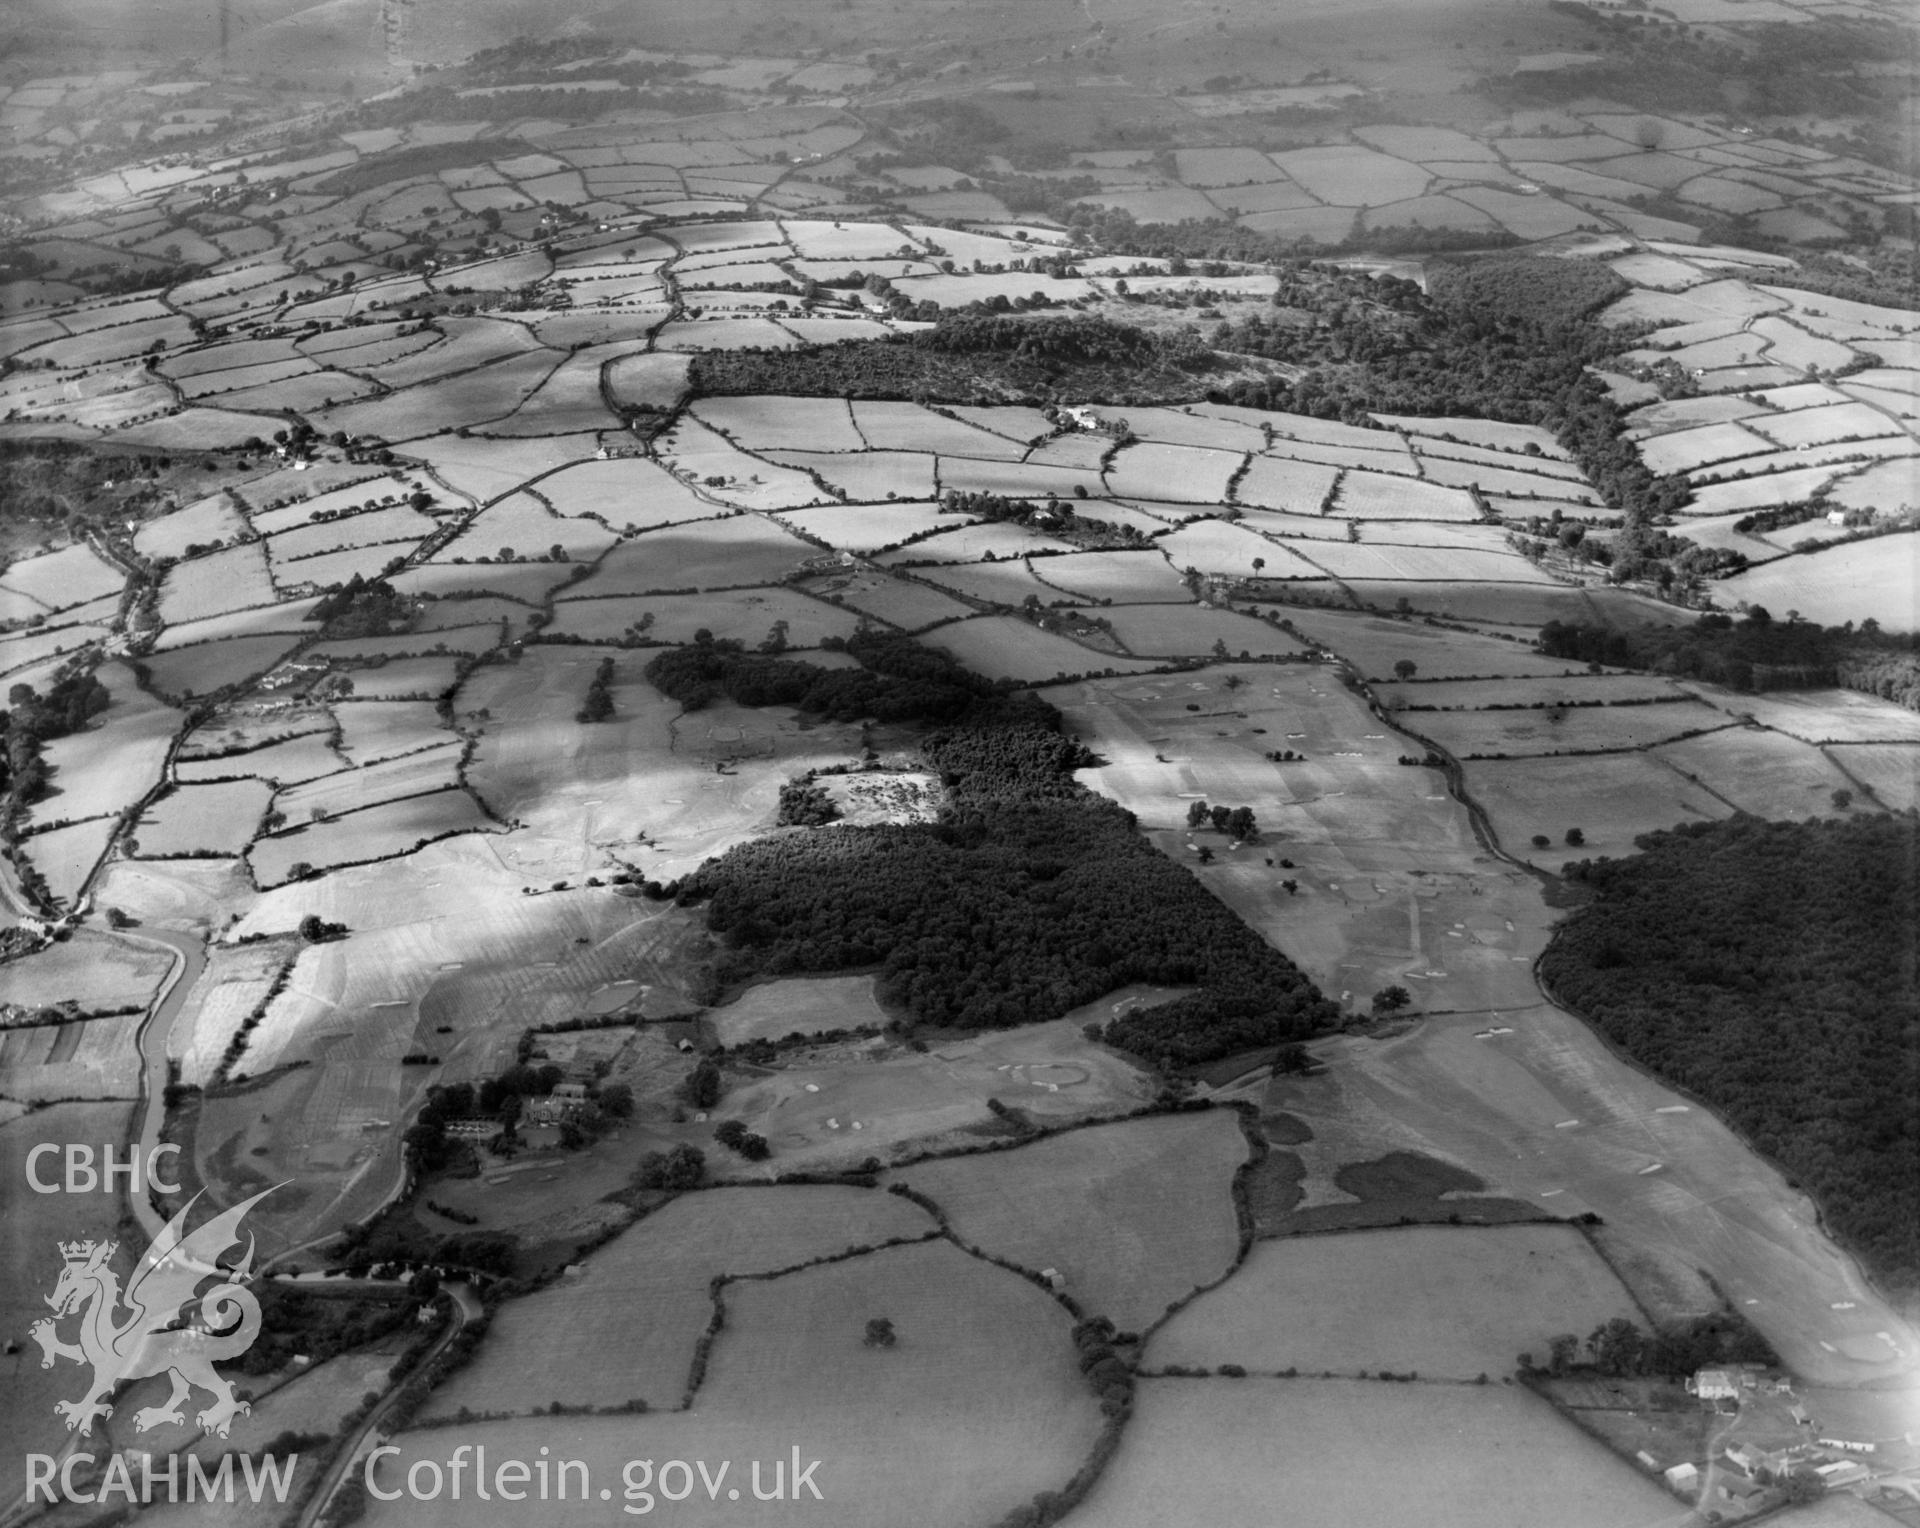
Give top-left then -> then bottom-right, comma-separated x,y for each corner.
420,1186 -> 936,1417
1235,455 -> 1340,514
486,346 -> 632,437
654,416 -> 829,509
885,1110 -> 1246,1333
1157,520 -> 1325,580
1413,699 -> 1731,759
1715,533 -> 1919,629
132,493 -> 250,561
1650,727 -> 1860,822
1331,471 -> 1479,522
1297,542 -> 1558,585
0,927 -> 171,1014
551,586 -> 860,648
135,778 -> 273,857
1028,550 -> 1194,604
1147,1224 -> 1638,1378
0,1011 -> 143,1101
928,616 -> 1160,683
1106,441 -> 1244,504
275,742 -> 462,822
709,973 -> 894,1047
1464,752 -> 1733,864
263,503 -> 437,561
1272,146 -> 1431,207
1684,464 -> 1851,514
18,816 -> 116,907
438,493 -> 617,564
381,1238 -> 1099,1528
779,500 -> 957,552
158,542 -> 275,625
28,662 -> 177,825
574,516 -> 816,595
1279,609 -> 1581,680
1417,456 -> 1600,503
248,787 -> 493,886
933,456 -> 1105,502
877,522 -> 1076,565
0,543 -> 126,611
535,457 -> 731,531
317,352 -> 561,442
800,568 -> 974,630
272,542 -> 415,592
1105,606 -> 1306,660
694,395 -> 865,454
1379,416 -> 1574,460
601,351 -> 693,412
918,559 -> 1087,608
1707,689 -> 1920,746
325,700 -> 446,764
332,655 -> 464,701
140,634 -> 304,700
178,704 -> 333,758
766,450 -> 940,504
1072,1378 -> 1677,1528
852,401 -> 1028,460
655,316 -> 802,351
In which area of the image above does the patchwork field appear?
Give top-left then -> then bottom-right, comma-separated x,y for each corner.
421,1186 -> 937,1416
1071,1378 -> 1678,1528
1147,1224 -> 1639,1379
885,1110 -> 1248,1333
385,1238 -> 1102,1528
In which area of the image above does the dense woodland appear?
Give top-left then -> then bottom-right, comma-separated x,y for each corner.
1541,609 -> 1920,710
657,638 -> 1335,1060
2,664 -> 111,818
1542,815 -> 1920,1290
691,312 -> 1222,406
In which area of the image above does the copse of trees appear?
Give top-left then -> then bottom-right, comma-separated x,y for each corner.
3,664 -> 111,818
667,644 -> 1336,1065
1541,813 -> 1920,1290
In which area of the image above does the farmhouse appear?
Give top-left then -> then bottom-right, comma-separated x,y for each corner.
1688,1366 -> 1743,1401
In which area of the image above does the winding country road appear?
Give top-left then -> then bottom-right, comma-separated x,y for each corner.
296,1282 -> 483,1528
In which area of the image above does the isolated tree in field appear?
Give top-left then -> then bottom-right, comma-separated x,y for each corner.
1564,828 -> 1585,847
1547,1333 -> 1580,1376
1371,985 -> 1411,1015
864,1317 -> 897,1349
681,1059 -> 722,1110
1831,789 -> 1852,810
1531,834 -> 1551,849
1186,799 -> 1210,829
1272,1042 -> 1312,1077
1196,845 -> 1214,864
1393,659 -> 1417,681
1252,557 -> 1265,577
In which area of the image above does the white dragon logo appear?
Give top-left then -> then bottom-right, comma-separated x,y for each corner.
29,1186 -> 277,1438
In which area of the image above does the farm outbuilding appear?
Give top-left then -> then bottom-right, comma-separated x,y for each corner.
1663,1463 -> 1699,1493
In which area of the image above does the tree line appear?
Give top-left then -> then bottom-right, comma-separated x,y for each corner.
1540,609 -> 1920,709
